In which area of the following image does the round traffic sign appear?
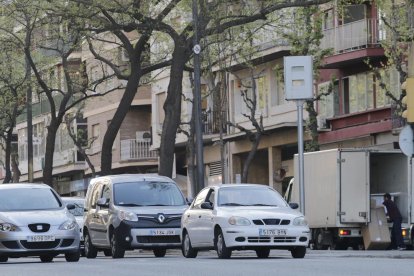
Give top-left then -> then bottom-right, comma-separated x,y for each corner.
399,125 -> 414,157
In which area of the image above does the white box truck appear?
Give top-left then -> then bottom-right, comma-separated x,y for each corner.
289,148 -> 412,250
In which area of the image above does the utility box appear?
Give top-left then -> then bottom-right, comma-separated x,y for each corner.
361,206 -> 391,250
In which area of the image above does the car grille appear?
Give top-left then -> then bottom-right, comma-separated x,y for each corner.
136,235 -> 180,244
28,223 -> 50,233
252,219 -> 290,225
136,214 -> 182,228
20,240 -> 60,249
2,241 -> 19,249
247,236 -> 296,243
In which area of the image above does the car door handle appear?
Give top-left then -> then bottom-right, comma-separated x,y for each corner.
198,215 -> 202,218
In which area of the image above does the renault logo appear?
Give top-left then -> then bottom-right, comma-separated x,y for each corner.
157,214 -> 165,223
37,225 -> 43,231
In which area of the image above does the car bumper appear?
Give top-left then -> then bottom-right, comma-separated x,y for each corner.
222,226 -> 310,249
115,221 -> 182,249
0,227 -> 80,257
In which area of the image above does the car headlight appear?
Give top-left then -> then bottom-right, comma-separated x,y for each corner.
293,216 -> 308,226
0,222 -> 18,232
118,210 -> 138,222
59,220 -> 77,230
228,216 -> 251,226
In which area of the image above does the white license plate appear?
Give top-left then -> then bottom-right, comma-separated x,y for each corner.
259,229 -> 287,236
149,229 -> 175,236
27,235 -> 56,242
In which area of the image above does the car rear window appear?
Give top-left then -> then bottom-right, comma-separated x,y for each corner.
113,181 -> 186,206
0,188 -> 62,211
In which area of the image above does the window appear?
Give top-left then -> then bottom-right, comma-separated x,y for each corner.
317,81 -> 339,119
101,185 -> 111,205
91,183 -> 102,209
344,72 -> 374,114
271,68 -> 285,107
339,4 -> 366,25
376,68 -> 400,107
91,123 -> 100,151
323,9 -> 334,30
234,75 -> 268,119
192,188 -> 210,209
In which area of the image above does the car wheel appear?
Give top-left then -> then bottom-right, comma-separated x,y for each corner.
65,251 -> 80,262
84,232 -> 98,259
291,246 -> 306,259
182,231 -> 198,258
216,229 -> 231,259
110,233 -> 125,259
153,248 -> 167,257
40,255 -> 54,262
103,249 -> 112,257
0,256 -> 8,262
255,248 -> 270,258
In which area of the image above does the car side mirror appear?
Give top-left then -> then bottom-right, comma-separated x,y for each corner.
97,197 -> 109,208
66,203 -> 75,210
289,203 -> 299,209
200,202 -> 213,210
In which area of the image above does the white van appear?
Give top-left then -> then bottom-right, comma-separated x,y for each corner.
83,174 -> 188,258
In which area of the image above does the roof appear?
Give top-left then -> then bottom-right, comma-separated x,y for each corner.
89,174 -> 175,185
0,183 -> 50,189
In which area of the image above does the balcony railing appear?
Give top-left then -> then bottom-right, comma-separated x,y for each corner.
120,139 -> 158,161
321,18 -> 382,54
202,110 -> 227,135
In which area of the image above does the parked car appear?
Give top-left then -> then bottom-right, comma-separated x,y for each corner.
83,174 -> 188,259
0,183 -> 80,263
181,184 -> 310,259
61,197 -> 85,256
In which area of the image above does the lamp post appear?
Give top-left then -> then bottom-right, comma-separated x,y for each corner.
192,0 -> 205,194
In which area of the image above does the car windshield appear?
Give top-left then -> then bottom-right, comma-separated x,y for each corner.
218,186 -> 288,207
0,188 -> 62,211
113,181 -> 186,206
62,199 -> 84,216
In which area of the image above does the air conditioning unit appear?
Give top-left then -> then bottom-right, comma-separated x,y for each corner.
317,116 -> 330,131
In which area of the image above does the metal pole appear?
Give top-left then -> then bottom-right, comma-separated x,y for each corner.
297,100 -> 305,214
25,55 -> 33,183
192,0 -> 205,194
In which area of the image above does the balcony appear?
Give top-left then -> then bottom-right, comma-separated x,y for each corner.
321,18 -> 382,54
120,139 -> 158,161
202,110 -> 227,135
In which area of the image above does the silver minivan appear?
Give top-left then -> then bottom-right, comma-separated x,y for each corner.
0,184 -> 80,263
83,174 -> 188,258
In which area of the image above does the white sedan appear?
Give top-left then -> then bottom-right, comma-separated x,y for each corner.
181,184 -> 310,259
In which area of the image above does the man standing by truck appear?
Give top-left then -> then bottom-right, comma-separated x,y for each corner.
383,193 -> 406,250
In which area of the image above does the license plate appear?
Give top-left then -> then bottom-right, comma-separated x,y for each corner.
259,229 -> 286,236
27,235 -> 56,242
149,229 -> 175,236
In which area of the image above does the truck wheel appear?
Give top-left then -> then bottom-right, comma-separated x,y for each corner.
110,233 -> 125,258
314,229 -> 329,250
153,248 -> 167,257
84,232 -> 98,259
291,246 -> 306,258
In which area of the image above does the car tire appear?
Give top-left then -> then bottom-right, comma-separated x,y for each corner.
84,232 -> 98,259
103,249 -> 112,257
153,248 -> 167,257
0,256 -> 8,262
291,246 -> 306,258
216,229 -> 231,259
182,231 -> 198,258
40,255 -> 54,262
255,248 -> 270,258
65,251 -> 80,262
110,233 -> 125,259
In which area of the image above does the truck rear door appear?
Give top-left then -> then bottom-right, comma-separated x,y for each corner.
339,151 -> 370,223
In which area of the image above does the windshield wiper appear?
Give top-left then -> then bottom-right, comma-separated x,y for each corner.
117,203 -> 142,206
248,204 -> 277,207
220,203 -> 246,206
144,204 -> 168,206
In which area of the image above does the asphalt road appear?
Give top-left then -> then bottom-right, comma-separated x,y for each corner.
1,249 -> 414,276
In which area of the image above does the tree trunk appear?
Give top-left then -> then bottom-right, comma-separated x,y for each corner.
158,45 -> 188,177
2,128 -> 13,183
100,64 -> 141,175
42,121 -> 59,185
241,133 -> 261,183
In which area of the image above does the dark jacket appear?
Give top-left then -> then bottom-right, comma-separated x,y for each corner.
383,199 -> 402,221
